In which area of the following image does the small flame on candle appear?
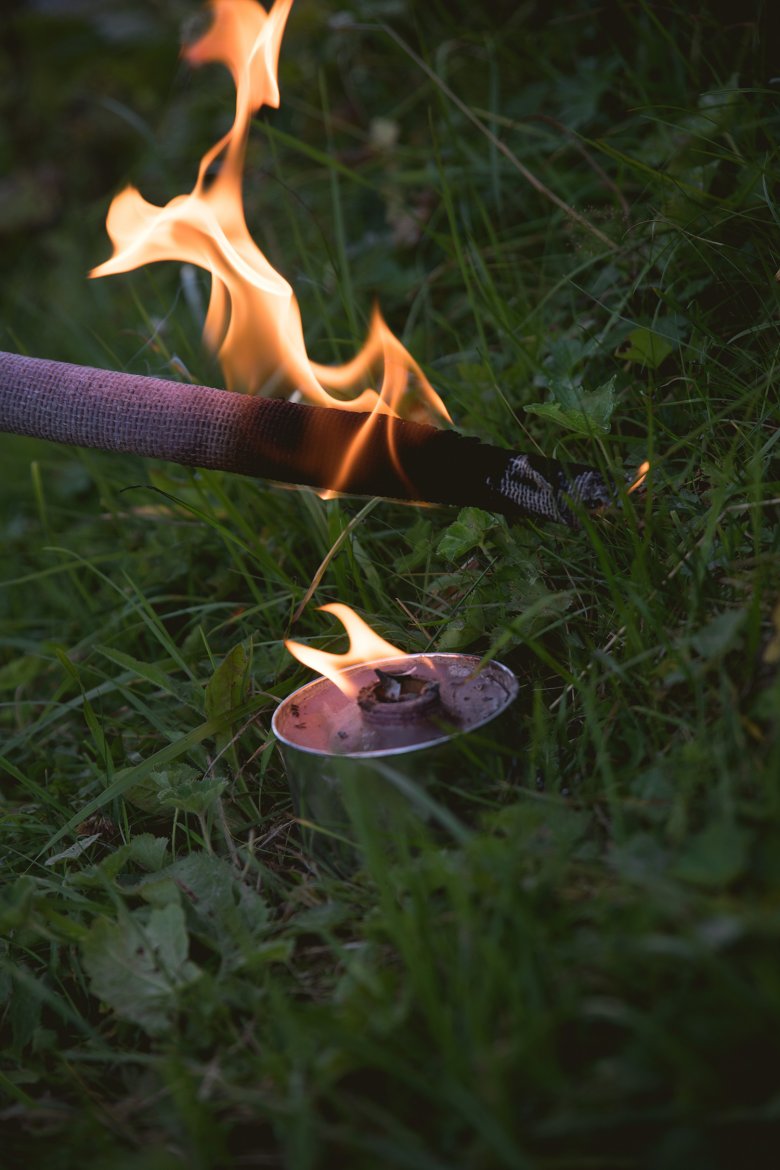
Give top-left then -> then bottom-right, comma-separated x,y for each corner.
285,603 -> 404,698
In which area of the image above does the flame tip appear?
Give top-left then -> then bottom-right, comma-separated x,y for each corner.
627,459 -> 651,494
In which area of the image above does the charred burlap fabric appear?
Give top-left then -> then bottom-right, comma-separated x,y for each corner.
0,351 -> 610,524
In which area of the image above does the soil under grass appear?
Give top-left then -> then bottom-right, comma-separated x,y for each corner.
1,1 -> 779,1167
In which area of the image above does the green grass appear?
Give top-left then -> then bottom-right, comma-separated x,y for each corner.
1,1 -> 779,1166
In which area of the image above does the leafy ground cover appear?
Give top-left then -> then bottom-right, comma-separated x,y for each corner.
1,1 -> 779,1166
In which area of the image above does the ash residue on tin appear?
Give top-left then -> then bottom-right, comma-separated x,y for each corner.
357,668 -> 442,725
272,653 -> 519,760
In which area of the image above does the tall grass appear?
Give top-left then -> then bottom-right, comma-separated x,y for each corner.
1,1 -> 779,1166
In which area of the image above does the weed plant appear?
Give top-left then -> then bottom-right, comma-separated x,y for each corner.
1,1 -> 779,1167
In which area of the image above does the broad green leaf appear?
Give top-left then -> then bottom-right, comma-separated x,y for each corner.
205,641 -> 251,760
691,609 -> 746,660
486,801 -> 590,853
70,834 -> 169,886
42,695 -> 266,855
437,508 -> 497,562
82,903 -> 200,1036
436,612 -> 486,651
205,642 -> 250,722
155,767 -> 227,815
681,76 -> 741,140
244,939 -> 294,969
673,822 -> 749,887
525,377 -> 616,435
137,852 -> 269,969
0,655 -> 43,694
616,328 -> 673,369
484,590 -> 573,659
0,877 -> 36,933
126,834 -> 170,872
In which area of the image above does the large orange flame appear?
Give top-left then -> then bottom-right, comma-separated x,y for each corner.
90,0 -> 450,491
285,602 -> 404,697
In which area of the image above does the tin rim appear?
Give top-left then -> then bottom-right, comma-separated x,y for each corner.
271,653 -> 518,760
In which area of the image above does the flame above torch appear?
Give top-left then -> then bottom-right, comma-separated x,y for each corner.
90,0 -> 450,499
0,3 -> 645,528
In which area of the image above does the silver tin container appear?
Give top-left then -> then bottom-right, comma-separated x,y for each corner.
272,652 -> 519,862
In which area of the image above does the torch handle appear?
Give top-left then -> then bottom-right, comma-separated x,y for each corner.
0,351 -> 611,523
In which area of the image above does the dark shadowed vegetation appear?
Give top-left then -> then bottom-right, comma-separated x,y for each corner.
1,1 -> 779,1166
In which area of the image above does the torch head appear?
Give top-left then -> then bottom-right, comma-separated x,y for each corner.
486,452 -> 618,528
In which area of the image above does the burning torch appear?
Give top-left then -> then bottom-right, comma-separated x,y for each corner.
0,0 -> 640,526
0,350 -> 618,526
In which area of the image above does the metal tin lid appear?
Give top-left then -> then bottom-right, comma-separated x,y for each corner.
272,653 -> 518,759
